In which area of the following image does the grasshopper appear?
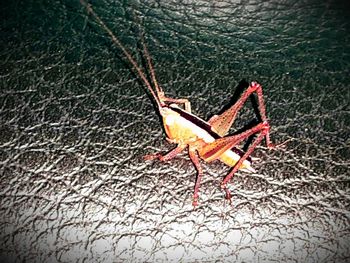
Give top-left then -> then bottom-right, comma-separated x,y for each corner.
80,0 -> 276,206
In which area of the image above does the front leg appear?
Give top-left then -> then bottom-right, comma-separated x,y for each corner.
158,92 -> 192,113
143,144 -> 186,161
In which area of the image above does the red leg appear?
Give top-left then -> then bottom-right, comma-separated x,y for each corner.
221,125 -> 269,201
208,82 -> 274,148
159,96 -> 191,113
254,82 -> 274,147
143,145 -> 186,161
188,147 -> 203,207
200,121 -> 270,163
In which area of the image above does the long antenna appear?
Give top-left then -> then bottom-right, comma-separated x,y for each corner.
139,31 -> 163,97
79,0 -> 163,109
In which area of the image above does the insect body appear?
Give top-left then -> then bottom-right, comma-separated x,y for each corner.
80,0 -> 275,206
160,104 -> 253,171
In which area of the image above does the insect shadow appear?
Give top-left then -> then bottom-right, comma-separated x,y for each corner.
214,79 -> 263,153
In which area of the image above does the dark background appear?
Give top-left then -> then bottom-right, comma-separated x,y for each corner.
1,0 -> 349,262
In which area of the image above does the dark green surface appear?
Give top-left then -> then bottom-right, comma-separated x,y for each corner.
1,0 -> 349,262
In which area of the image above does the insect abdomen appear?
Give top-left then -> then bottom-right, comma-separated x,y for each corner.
219,150 -> 254,172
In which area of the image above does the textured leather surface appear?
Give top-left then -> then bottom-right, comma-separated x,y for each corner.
1,0 -> 349,262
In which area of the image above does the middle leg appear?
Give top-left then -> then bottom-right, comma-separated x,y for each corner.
188,146 -> 203,207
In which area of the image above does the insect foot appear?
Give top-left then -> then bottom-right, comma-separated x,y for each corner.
143,153 -> 161,161
192,194 -> 199,207
221,183 -> 233,204
269,138 -> 291,151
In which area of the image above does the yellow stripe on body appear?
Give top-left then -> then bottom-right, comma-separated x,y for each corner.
219,150 -> 255,172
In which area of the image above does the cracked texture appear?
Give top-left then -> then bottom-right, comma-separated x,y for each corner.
0,0 -> 349,262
